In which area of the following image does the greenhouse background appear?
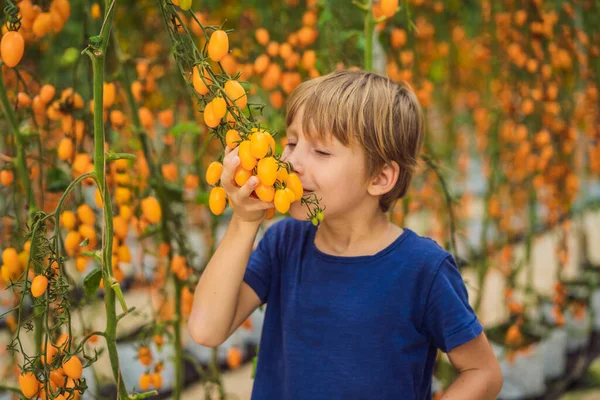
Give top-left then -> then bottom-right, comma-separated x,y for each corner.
1,0 -> 600,399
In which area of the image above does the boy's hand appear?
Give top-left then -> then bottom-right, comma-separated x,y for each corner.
221,146 -> 274,223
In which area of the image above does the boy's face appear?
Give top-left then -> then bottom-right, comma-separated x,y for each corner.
281,107 -> 374,221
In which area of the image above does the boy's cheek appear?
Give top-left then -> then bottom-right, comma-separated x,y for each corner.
288,202 -> 306,220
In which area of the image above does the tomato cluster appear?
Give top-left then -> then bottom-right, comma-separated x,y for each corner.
183,25 -> 321,222
206,127 -> 304,218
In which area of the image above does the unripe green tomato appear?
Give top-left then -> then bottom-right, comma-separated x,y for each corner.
180,0 -> 192,11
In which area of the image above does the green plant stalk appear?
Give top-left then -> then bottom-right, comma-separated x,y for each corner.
444,25 -> 458,163
473,152 -> 497,313
0,385 -> 21,395
524,175 -> 537,296
0,69 -> 35,214
112,32 -> 187,397
0,65 -> 45,352
85,1 -> 129,398
173,277 -> 184,399
473,5 -> 502,314
421,154 -> 459,259
363,0 -> 374,72
210,347 -> 225,399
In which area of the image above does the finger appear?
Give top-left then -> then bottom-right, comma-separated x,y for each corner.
254,201 -> 276,210
245,199 -> 275,212
223,145 -> 239,164
220,148 -> 240,192
238,175 -> 260,199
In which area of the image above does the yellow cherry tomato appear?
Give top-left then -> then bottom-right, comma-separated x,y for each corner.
203,102 -> 220,128
257,157 -> 278,186
226,129 -> 241,148
286,173 -> 303,200
274,189 -> 291,214
254,183 -> 275,202
209,187 -> 227,215
180,0 -> 192,11
250,130 -> 270,159
234,167 -> 252,187
208,30 -> 229,62
284,187 -> 296,202
31,275 -> 48,298
211,97 -> 227,119
205,161 -> 223,185
238,140 -> 257,170
276,166 -> 289,182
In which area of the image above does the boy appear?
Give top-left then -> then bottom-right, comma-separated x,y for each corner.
189,70 -> 503,399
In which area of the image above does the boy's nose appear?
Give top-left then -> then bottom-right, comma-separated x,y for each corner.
283,151 -> 304,176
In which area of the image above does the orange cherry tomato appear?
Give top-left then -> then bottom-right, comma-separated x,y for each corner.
249,130 -> 270,159
211,96 -> 227,119
274,189 -> 291,213
205,161 -> 223,185
234,167 -> 253,187
238,141 -> 257,170
31,275 -> 49,298
254,183 -> 275,202
226,129 -> 241,148
192,66 -> 212,95
1,31 -> 25,68
208,30 -> 229,62
276,166 -> 289,182
203,102 -> 220,128
224,80 -> 247,110
286,173 -> 303,200
257,157 -> 277,186
209,187 -> 227,215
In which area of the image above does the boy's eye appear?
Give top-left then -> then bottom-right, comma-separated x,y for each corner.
315,150 -> 330,157
286,142 -> 296,148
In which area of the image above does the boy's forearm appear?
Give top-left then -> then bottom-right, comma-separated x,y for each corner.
188,214 -> 261,345
440,368 -> 502,400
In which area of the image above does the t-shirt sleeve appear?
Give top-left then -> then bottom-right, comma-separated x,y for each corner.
421,255 -> 483,353
243,223 -> 278,304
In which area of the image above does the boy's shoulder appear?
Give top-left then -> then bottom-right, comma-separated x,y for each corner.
400,229 -> 456,273
260,219 -> 456,272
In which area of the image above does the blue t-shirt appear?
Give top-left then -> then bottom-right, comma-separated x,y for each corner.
243,218 -> 482,400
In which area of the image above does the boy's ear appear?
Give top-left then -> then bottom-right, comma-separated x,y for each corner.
367,161 -> 400,197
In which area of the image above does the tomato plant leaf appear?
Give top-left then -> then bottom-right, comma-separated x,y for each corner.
196,191 -> 210,205
84,268 -> 103,297
46,167 -> 71,192
163,181 -> 184,203
171,122 -> 201,138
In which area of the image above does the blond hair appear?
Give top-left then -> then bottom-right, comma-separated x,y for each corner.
285,69 -> 425,212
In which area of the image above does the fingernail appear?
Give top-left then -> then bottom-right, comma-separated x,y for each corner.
249,177 -> 258,186
232,156 -> 239,166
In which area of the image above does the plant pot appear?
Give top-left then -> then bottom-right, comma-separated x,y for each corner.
0,391 -> 12,400
540,299 -> 591,353
486,324 -> 546,399
80,365 -> 99,400
538,326 -> 567,379
591,287 -> 600,331
564,308 -> 592,352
